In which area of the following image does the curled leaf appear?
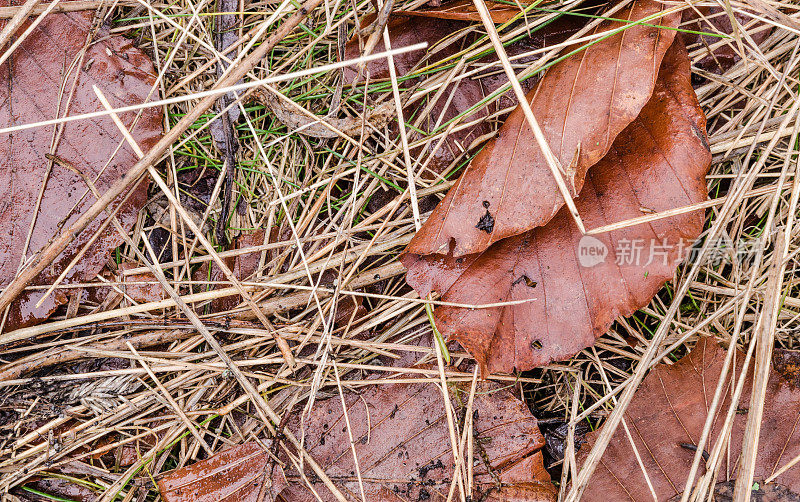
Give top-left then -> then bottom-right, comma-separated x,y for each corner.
402,38 -> 711,373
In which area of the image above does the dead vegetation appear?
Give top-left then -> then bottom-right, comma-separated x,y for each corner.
1,0 -> 800,500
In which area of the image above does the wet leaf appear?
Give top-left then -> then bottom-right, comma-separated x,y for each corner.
402,38 -> 711,373
404,0 -> 680,258
279,377 -> 556,501
0,6 -> 162,329
20,477 -> 97,502
772,348 -> 800,386
156,378 -> 553,501
157,442 -> 287,502
578,338 -> 800,500
194,229 -> 268,313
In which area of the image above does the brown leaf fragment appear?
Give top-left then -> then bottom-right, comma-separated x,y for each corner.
402,37 -> 711,373
252,87 -> 395,139
404,0 -> 681,257
278,377 -> 556,501
18,477 -> 97,502
0,4 -> 162,330
578,338 -> 800,501
157,442 -> 287,502
194,229 -> 268,312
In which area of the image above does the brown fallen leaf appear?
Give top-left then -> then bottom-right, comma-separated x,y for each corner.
252,87 -> 395,139
772,347 -> 800,386
194,229 -> 268,313
578,338 -> 800,500
0,5 -> 162,330
402,37 -> 711,373
19,477 -> 97,502
404,0 -> 680,258
157,441 -> 288,502
279,377 -> 556,501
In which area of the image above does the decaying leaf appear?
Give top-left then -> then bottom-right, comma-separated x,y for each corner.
402,38 -> 711,373
253,87 -> 395,139
578,338 -> 800,500
157,442 -> 288,502
119,262 -> 165,304
404,0 -> 681,257
279,378 -> 554,501
0,5 -> 162,329
19,477 -> 97,502
772,347 -> 800,386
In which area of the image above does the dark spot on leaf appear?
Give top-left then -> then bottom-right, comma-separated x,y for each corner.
531,339 -> 543,350
476,210 -> 495,233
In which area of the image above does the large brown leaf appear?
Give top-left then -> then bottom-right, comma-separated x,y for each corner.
279,378 -> 556,501
0,3 -> 162,329
401,38 -> 711,373
404,0 -> 680,258
578,338 -> 800,500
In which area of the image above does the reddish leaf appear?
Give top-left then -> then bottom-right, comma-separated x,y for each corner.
0,5 -> 162,329
404,0 -> 680,258
157,442 -> 287,502
279,378 -> 556,501
402,38 -> 711,373
578,338 -> 800,500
